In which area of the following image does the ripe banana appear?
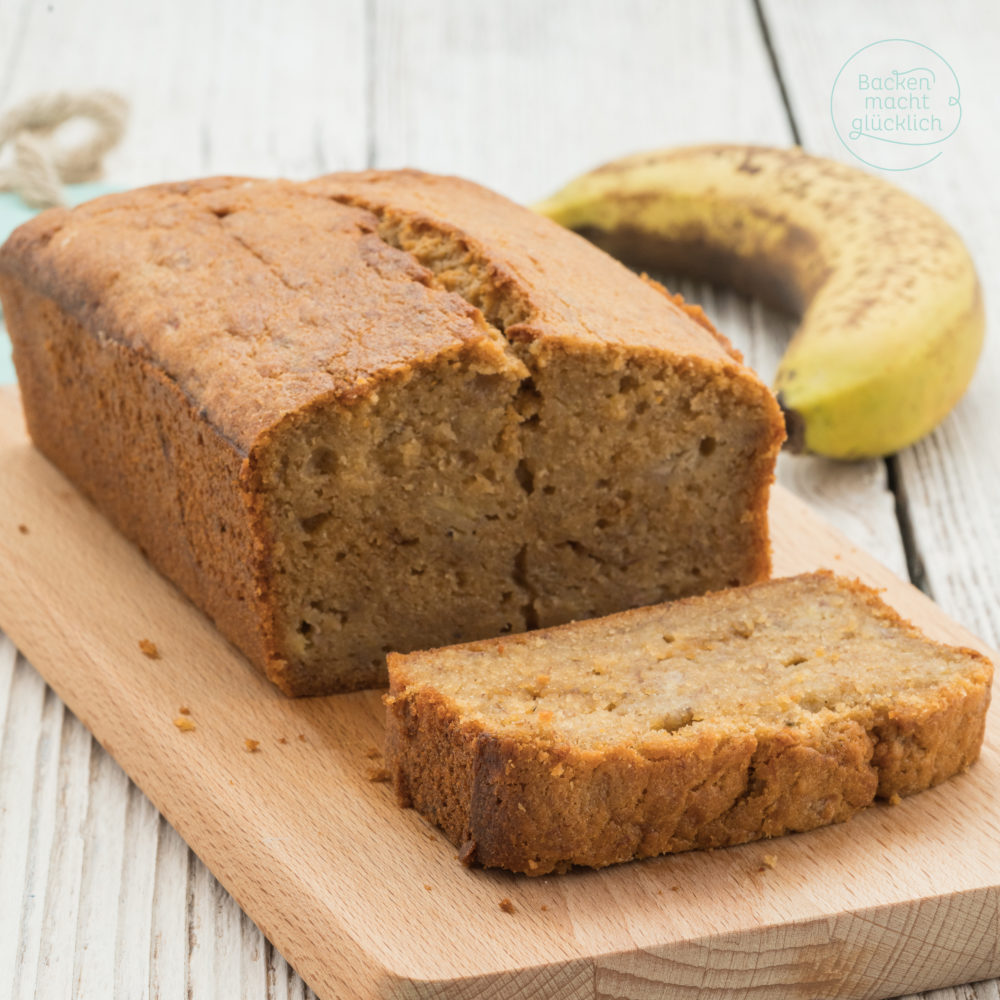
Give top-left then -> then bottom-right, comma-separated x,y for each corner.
534,145 -> 984,459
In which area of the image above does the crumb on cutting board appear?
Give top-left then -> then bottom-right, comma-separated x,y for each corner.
499,898 -> 515,914
277,736 -> 288,745
178,705 -> 191,715
889,793 -> 902,806
17,523 -> 28,534
244,738 -> 261,753
757,853 -> 778,873
139,638 -> 159,659
366,766 -> 390,783
173,716 -> 196,732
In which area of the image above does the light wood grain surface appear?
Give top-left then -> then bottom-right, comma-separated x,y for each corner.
0,1 -> 997,998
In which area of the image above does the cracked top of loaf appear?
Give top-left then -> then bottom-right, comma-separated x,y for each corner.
0,169 -> 751,451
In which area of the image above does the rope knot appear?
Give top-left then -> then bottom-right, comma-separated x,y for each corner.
0,91 -> 128,209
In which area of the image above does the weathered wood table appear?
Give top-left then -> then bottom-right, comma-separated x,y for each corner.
1,1 -> 996,997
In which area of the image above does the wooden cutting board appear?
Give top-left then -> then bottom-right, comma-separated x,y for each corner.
0,384 -> 997,1000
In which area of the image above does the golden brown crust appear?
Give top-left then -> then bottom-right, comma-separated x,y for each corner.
1,279 -> 271,669
386,679 -> 904,875
386,572 -> 993,875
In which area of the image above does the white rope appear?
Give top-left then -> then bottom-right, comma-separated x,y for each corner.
0,91 -> 128,208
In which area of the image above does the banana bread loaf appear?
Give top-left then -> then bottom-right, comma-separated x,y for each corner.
386,571 -> 993,874
0,170 -> 784,694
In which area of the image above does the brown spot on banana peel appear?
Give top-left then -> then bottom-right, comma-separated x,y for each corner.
777,393 -> 806,454
737,150 -> 763,175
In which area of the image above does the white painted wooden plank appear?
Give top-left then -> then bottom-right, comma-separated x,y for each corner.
113,782 -> 160,1000
0,0 -> 202,184
240,909 -> 270,1000
372,0 -> 791,205
899,980 -> 1000,1000
73,743 -> 131,997
277,944 -> 320,1000
0,634 -> 17,759
0,654 -> 46,997
25,692 -> 90,999
200,0 -> 368,178
148,816 -> 190,1000
15,687 -> 67,1000
0,0 -> 33,107
265,938 -> 320,1000
0,0 -> 368,185
183,825 -> 278,998
188,846 -> 248,997
760,0 -> 1000,652
7,675 -> 66,1000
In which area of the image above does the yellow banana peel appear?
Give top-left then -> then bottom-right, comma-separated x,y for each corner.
534,145 -> 984,459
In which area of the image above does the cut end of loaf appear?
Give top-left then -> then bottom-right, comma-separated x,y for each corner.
386,572 -> 993,874
255,338 -> 782,694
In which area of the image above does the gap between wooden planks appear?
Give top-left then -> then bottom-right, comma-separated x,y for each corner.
0,384 -> 997,1000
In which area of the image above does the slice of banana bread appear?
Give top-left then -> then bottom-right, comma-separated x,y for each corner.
0,170 -> 783,695
385,571 -> 993,875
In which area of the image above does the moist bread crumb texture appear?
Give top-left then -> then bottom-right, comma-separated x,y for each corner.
0,169 -> 784,694
385,572 -> 993,875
